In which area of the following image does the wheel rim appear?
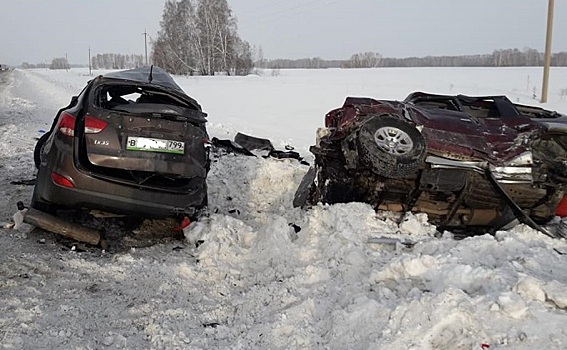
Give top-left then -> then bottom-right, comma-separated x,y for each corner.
373,126 -> 414,155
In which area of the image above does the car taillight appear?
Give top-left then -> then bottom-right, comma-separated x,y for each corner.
85,116 -> 108,134
58,112 -> 76,137
51,172 -> 75,188
58,113 -> 108,136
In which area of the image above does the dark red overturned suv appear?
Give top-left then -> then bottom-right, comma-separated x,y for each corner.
294,92 -> 567,235
32,67 -> 209,219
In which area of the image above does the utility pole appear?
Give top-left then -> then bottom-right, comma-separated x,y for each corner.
65,53 -> 68,72
143,29 -> 148,65
541,0 -> 554,103
88,46 -> 92,76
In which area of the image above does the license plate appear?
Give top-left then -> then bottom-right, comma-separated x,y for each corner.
127,137 -> 184,154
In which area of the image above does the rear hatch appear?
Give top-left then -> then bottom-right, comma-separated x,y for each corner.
79,83 -> 209,183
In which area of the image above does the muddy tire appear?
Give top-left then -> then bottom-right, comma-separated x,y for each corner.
357,115 -> 425,178
34,132 -> 51,169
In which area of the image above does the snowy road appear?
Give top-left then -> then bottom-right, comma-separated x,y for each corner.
2,68 -> 567,349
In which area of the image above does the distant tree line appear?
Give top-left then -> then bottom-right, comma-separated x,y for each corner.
21,62 -> 51,69
379,48 -> 567,67
91,54 -> 145,70
49,57 -> 70,70
152,0 -> 253,76
257,57 -> 345,70
18,46 -> 567,72
20,54 -> 144,70
261,48 -> 567,69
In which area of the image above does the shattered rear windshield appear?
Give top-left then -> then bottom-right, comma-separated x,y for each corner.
96,84 -> 198,111
94,84 -> 207,124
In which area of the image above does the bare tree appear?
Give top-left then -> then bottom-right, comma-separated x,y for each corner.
91,53 -> 144,70
50,57 -> 69,70
254,45 -> 265,69
232,38 -> 253,75
152,0 -> 197,75
194,0 -> 236,75
345,52 -> 382,68
153,0 -> 251,76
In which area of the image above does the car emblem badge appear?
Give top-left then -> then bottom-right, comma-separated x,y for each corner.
94,140 -> 110,146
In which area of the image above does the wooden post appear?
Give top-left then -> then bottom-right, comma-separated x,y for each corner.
541,0 -> 555,103
24,208 -> 102,246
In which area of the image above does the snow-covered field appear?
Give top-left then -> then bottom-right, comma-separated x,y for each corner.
2,67 -> 567,349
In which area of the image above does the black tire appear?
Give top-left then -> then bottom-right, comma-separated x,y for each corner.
357,115 -> 425,178
34,132 -> 51,169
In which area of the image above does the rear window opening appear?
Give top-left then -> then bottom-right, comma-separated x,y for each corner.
106,91 -> 140,105
98,85 -> 194,110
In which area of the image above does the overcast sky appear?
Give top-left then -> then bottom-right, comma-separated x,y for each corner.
1,0 -> 566,66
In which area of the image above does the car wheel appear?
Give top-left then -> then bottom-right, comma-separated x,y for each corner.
357,115 -> 426,178
34,132 -> 51,169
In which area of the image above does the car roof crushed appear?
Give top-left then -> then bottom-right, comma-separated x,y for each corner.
103,66 -> 185,94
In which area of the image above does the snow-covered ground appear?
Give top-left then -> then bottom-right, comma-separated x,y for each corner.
2,67 -> 567,349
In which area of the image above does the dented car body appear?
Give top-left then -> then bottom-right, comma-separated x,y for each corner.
295,92 -> 567,233
32,67 -> 209,218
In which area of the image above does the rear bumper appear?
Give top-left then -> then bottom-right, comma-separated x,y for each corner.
34,158 -> 207,218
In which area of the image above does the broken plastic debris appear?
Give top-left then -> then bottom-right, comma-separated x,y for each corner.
2,222 -> 15,229
183,221 -> 206,246
13,208 -> 28,230
174,216 -> 191,232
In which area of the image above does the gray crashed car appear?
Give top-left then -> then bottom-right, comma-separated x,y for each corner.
32,66 -> 210,219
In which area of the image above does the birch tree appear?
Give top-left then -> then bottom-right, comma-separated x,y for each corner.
153,0 -> 197,75
153,0 -> 252,76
